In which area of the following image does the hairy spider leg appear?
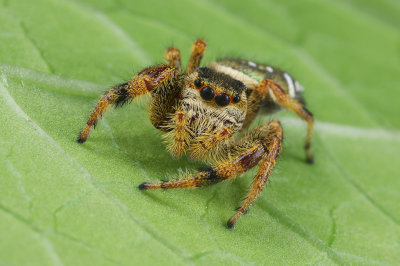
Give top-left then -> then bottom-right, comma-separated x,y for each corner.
243,79 -> 314,163
241,79 -> 270,130
261,79 -> 314,163
163,108 -> 193,157
185,39 -> 207,75
227,121 -> 282,228
77,65 -> 179,143
164,47 -> 182,71
139,120 -> 283,228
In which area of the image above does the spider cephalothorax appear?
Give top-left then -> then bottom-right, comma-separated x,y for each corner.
77,39 -> 314,228
164,67 -> 248,161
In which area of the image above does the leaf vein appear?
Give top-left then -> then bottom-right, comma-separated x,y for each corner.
327,206 -> 337,247
318,136 -> 400,227
66,0 -> 152,65
0,64 -> 104,98
233,182 -> 343,264
19,21 -> 56,74
0,204 -> 64,266
281,117 -> 400,142
5,159 -> 33,219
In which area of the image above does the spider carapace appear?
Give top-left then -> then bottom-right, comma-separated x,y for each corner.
77,39 -> 314,228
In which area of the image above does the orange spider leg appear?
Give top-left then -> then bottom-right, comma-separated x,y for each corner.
186,39 -> 207,75
227,121 -> 282,228
138,142 -> 263,189
260,79 -> 314,163
164,47 -> 181,71
164,109 -> 193,158
241,80 -> 270,129
77,64 -> 179,143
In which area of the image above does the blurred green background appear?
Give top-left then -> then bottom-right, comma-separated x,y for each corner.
1,0 -> 400,265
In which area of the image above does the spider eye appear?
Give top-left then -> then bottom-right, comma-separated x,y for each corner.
200,86 -> 215,100
215,93 -> 230,107
194,79 -> 202,87
233,95 -> 240,103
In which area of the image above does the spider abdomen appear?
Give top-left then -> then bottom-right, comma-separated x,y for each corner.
210,58 -> 306,112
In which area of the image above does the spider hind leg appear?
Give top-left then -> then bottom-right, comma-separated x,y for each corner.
261,79 -> 314,163
243,79 -> 314,163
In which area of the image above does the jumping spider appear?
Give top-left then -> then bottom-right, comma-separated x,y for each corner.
77,39 -> 314,228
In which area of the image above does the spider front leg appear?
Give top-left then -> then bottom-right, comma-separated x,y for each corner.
163,108 -> 193,158
186,39 -> 207,75
77,64 -> 179,143
139,120 -> 283,229
164,47 -> 181,71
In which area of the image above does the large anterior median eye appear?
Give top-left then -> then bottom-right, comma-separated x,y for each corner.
200,86 -> 215,100
215,93 -> 230,107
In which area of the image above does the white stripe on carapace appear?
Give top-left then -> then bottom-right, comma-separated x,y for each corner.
266,66 -> 274,73
248,61 -> 257,68
283,72 -> 296,97
209,62 -> 258,89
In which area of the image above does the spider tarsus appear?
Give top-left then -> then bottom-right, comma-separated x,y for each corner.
138,182 -> 148,190
77,135 -> 86,143
306,156 -> 314,164
227,220 -> 235,229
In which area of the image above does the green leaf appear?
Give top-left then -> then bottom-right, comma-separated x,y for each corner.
1,0 -> 400,265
